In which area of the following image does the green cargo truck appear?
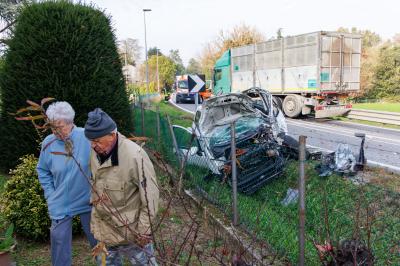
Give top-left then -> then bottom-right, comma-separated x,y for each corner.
213,31 -> 361,118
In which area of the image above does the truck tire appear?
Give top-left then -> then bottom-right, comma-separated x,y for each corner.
283,94 -> 303,118
273,96 -> 283,111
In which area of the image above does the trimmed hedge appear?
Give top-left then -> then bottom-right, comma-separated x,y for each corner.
0,1 -> 132,170
1,155 -> 82,240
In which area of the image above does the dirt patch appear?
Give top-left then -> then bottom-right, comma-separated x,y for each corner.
12,235 -> 95,266
360,167 -> 400,192
153,191 -> 235,265
11,185 -> 240,265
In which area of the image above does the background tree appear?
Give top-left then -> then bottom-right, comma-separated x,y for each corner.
198,43 -> 219,80
186,58 -> 201,74
137,54 -> 177,92
337,27 -> 383,97
168,49 -> 185,75
199,23 -> 265,78
0,0 -> 32,52
149,55 -> 176,89
367,45 -> 400,99
0,1 -> 132,170
392,33 -> 400,44
147,46 -> 162,57
118,38 -> 141,66
337,27 -> 381,49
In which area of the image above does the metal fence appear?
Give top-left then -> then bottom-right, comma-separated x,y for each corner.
132,104 -> 400,265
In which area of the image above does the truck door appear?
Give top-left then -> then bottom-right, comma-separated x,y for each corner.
213,67 -> 231,95
320,33 -> 361,93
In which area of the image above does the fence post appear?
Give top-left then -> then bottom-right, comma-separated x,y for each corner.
231,121 -> 239,226
166,115 -> 180,165
156,105 -> 161,144
298,135 -> 307,265
141,102 -> 145,136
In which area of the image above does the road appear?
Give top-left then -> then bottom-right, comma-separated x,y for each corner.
170,96 -> 400,170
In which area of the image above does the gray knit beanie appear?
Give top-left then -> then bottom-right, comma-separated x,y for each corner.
84,108 -> 117,139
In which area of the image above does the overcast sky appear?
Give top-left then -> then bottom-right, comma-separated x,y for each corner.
85,0 -> 399,65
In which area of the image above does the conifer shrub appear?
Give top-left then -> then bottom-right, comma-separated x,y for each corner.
0,1 -> 132,170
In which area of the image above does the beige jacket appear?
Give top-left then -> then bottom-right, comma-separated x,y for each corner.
90,133 -> 159,246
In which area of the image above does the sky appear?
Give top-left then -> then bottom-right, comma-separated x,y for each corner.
83,0 -> 399,66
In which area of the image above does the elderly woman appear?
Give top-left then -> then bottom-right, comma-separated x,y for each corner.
37,101 -> 96,266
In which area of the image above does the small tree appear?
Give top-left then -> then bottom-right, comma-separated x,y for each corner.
198,23 -> 265,78
138,54 -> 177,90
186,58 -> 201,74
0,1 -> 133,170
168,49 -> 185,75
147,46 -> 162,57
118,38 -> 141,66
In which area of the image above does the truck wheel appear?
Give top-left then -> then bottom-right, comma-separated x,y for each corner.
273,96 -> 283,111
283,95 -> 303,118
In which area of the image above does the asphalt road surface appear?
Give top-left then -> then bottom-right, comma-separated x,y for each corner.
170,96 -> 400,169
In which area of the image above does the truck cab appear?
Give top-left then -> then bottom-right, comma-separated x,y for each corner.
175,75 -> 196,103
213,50 -> 231,96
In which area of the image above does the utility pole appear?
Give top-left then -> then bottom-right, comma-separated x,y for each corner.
253,42 -> 256,88
143,9 -> 152,100
157,48 -> 160,93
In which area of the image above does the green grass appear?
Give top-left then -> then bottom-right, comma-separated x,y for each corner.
185,161 -> 400,265
352,102 -> 400,113
334,116 -> 400,130
157,101 -> 194,126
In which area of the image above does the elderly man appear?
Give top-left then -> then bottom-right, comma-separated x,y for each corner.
84,108 -> 159,266
37,101 -> 97,266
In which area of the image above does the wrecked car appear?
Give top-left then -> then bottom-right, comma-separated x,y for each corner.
173,88 -> 297,194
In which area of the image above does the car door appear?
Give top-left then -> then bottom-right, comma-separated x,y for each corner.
172,125 -> 209,170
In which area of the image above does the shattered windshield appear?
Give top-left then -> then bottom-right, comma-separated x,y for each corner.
209,116 -> 265,150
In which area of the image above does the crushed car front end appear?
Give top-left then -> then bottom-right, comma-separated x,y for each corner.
193,92 -> 286,194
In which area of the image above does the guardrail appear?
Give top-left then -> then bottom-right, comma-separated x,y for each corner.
348,109 -> 400,126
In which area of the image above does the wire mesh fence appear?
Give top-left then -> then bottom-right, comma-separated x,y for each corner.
132,103 -> 400,265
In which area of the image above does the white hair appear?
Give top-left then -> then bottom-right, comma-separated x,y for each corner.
46,101 -> 75,124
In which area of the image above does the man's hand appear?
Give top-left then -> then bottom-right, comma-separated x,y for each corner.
137,234 -> 153,248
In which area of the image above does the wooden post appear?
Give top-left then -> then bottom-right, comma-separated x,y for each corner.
298,135 -> 307,266
141,102 -> 145,136
156,105 -> 161,144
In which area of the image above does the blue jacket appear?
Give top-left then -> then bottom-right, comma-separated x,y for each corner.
37,127 -> 92,220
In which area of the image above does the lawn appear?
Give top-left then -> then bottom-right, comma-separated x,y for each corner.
334,116 -> 400,130
352,102 -> 400,113
186,160 -> 400,265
